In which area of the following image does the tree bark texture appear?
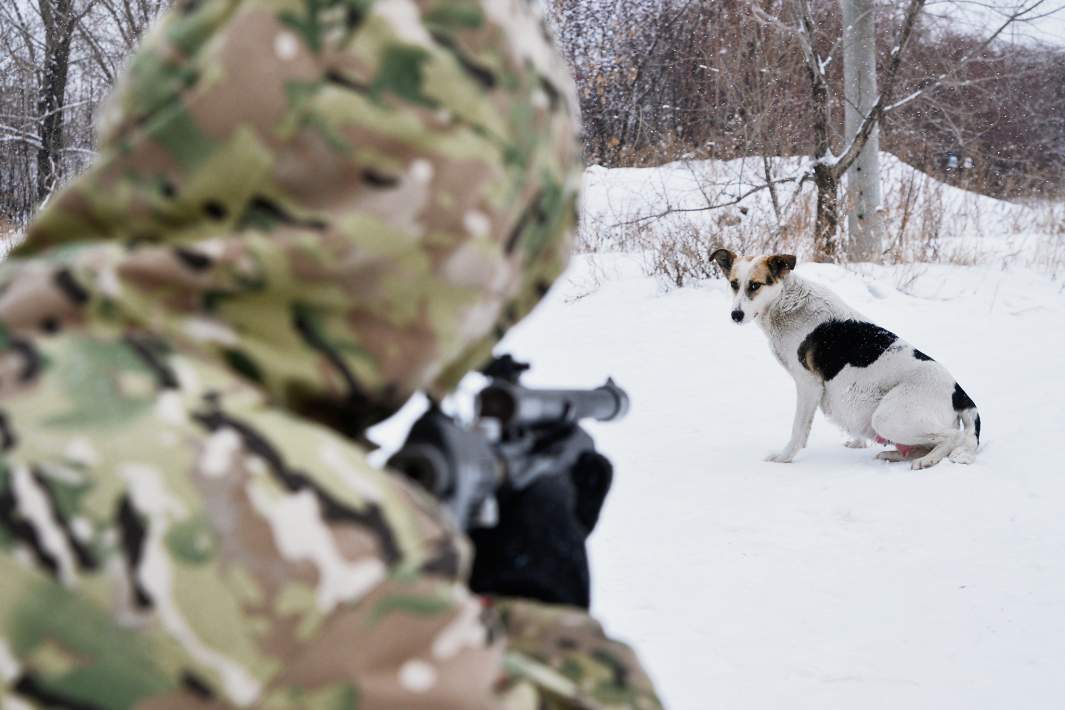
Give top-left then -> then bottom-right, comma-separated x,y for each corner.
795,0 -> 840,262
35,0 -> 77,204
813,162 -> 840,261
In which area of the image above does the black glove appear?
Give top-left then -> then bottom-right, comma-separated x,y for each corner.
467,425 -> 613,609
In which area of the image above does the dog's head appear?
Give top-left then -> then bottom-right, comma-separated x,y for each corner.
710,249 -> 797,325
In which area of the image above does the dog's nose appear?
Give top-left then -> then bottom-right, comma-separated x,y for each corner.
731,310 -> 744,323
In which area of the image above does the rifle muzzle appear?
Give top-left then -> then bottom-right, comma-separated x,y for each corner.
477,378 -> 630,428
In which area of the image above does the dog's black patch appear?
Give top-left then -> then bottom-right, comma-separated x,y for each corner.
913,349 -> 934,361
952,383 -> 976,411
797,320 -> 898,381
975,414 -> 982,443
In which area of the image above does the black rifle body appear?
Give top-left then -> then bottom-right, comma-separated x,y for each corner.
388,377 -> 628,529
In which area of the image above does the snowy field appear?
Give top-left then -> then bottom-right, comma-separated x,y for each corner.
492,253 -> 1065,710
366,158 -> 1065,708
489,159 -> 1065,708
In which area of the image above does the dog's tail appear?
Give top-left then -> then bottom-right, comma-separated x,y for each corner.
958,408 -> 981,445
951,383 -> 981,462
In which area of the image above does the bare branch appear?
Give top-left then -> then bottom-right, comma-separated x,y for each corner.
612,174 -> 805,228
884,0 -> 1054,114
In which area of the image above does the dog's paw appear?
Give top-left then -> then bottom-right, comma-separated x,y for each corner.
876,449 -> 907,462
949,448 -> 976,465
765,450 -> 795,463
845,437 -> 868,449
910,454 -> 944,470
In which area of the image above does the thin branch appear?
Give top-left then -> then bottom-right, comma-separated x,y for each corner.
613,175 -> 803,227
884,1 -> 1052,114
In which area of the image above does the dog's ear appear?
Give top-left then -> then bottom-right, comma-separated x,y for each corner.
767,254 -> 797,278
710,248 -> 736,275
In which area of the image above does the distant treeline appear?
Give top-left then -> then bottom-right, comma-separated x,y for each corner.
549,0 -> 1065,199
2,0 -> 1062,231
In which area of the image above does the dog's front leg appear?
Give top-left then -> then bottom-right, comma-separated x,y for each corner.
766,377 -> 822,463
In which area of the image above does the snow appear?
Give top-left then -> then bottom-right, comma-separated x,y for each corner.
365,154 -> 1065,707
581,153 -> 1064,273
493,254 -> 1065,709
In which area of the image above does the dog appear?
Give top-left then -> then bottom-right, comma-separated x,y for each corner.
710,249 -> 981,470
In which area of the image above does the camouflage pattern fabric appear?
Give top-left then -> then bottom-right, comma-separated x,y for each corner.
0,0 -> 662,707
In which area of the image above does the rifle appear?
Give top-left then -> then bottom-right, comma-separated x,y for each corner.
387,355 -> 629,530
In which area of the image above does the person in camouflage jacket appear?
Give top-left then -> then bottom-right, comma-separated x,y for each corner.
0,0 -> 662,707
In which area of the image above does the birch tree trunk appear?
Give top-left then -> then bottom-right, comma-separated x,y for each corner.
840,0 -> 885,261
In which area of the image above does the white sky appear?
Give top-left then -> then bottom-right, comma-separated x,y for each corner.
926,0 -> 1065,46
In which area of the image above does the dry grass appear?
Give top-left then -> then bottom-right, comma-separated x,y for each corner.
1027,202 -> 1065,282
577,160 -> 1065,292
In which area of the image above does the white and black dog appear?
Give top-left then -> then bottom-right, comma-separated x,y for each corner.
711,249 -> 980,470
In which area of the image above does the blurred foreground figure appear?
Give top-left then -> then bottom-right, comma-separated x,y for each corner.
0,0 -> 661,707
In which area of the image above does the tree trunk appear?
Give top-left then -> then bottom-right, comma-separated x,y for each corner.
794,0 -> 842,262
813,162 -> 840,261
840,0 -> 885,261
35,0 -> 76,205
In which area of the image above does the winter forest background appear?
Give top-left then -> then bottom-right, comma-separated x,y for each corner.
2,0 -> 1064,270
1,0 -> 166,230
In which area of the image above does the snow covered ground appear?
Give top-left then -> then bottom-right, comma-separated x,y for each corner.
489,253 -> 1065,709
581,153 -> 1065,275
364,157 -> 1065,709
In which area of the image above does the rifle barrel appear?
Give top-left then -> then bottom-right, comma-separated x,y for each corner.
477,379 -> 629,427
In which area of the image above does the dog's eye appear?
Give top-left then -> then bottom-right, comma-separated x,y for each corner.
748,282 -> 761,293
730,280 -> 739,291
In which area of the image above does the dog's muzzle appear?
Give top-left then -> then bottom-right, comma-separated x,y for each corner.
731,310 -> 744,323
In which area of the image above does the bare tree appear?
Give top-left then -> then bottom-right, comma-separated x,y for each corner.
752,0 -> 1051,260
546,0 -> 1065,263
789,0 -> 925,260
34,0 -> 97,202
840,0 -> 885,261
0,0 -> 165,223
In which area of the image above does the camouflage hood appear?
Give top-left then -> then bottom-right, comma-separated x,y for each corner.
9,0 -> 581,432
